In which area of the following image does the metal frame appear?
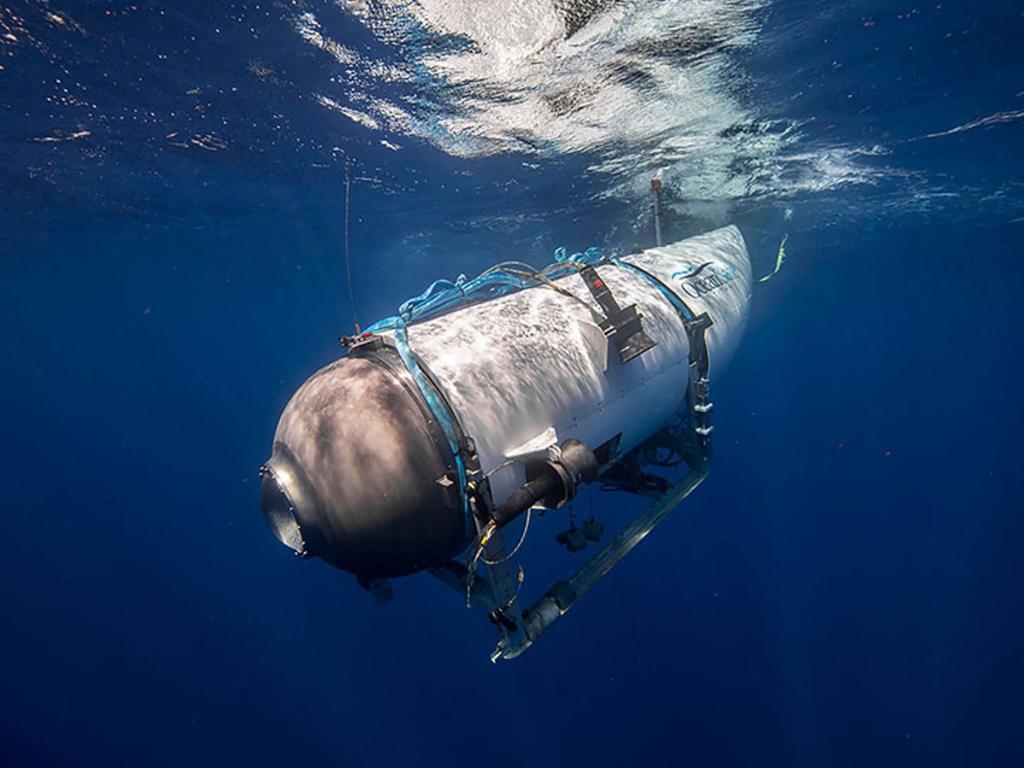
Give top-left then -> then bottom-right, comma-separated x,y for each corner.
497,461 -> 708,660
431,357 -> 712,661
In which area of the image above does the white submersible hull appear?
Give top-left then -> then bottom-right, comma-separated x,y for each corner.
261,226 -> 751,656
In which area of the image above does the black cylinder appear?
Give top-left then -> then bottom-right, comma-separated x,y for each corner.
491,439 -> 600,528
492,474 -> 557,527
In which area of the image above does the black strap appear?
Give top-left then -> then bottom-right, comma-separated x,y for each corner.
682,312 -> 714,462
579,265 -> 656,364
683,312 -> 713,379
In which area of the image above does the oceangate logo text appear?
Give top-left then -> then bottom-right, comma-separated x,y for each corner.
671,261 -> 738,299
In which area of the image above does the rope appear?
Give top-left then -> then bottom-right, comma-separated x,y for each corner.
499,266 -> 603,320
364,246 -> 604,334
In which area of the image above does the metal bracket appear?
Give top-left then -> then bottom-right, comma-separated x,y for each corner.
579,265 -> 656,364
488,363 -> 714,661
496,462 -> 708,660
429,514 -> 529,656
473,514 -> 529,657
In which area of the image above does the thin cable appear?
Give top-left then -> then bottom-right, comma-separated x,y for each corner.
464,512 -> 532,607
483,508 -> 532,566
343,161 -> 361,334
501,564 -> 526,612
480,260 -> 539,275
501,266 -> 603,321
483,459 -> 515,480
465,523 -> 492,607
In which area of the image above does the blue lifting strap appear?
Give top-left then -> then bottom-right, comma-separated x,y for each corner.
358,245 -> 606,522
610,257 -> 695,321
367,316 -> 471,521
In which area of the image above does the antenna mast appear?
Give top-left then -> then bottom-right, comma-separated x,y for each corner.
651,176 -> 663,247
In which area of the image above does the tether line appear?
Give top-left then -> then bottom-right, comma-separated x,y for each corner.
343,160 -> 361,334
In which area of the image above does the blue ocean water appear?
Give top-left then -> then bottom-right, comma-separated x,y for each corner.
2,1 -> 1023,765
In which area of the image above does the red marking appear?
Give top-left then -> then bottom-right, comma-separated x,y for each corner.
593,279 -> 604,288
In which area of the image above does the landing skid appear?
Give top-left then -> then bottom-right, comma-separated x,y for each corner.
493,462 -> 708,660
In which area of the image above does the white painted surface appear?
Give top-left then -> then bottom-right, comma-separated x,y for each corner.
395,226 -> 751,505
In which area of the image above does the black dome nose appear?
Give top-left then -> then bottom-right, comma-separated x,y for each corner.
261,354 -> 470,578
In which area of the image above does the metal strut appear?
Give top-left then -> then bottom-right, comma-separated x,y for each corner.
578,264 -> 656,364
498,462 -> 708,660
491,340 -> 714,660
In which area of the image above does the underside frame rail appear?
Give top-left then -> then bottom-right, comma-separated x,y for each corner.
493,460 -> 708,661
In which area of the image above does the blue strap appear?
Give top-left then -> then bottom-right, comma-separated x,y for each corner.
397,275 -> 467,320
359,244 -> 605,522
554,246 -> 602,265
367,246 -> 603,334
373,317 -> 470,520
611,258 -> 694,321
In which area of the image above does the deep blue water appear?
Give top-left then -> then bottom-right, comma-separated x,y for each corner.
3,2 -> 1024,766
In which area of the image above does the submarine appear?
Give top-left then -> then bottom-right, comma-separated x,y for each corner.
261,225 -> 751,660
